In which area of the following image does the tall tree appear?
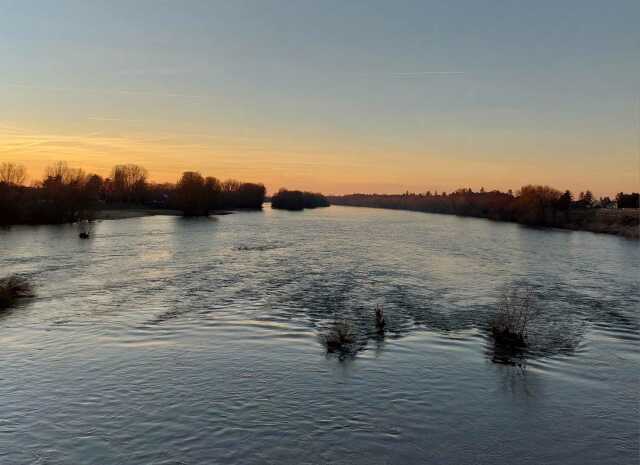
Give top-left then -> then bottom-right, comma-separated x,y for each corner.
111,164 -> 148,203
0,163 -> 27,186
176,171 -> 209,216
582,190 -> 594,206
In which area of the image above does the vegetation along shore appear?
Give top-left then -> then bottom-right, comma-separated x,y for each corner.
329,188 -> 639,239
1,161 -> 637,238
0,162 -> 266,225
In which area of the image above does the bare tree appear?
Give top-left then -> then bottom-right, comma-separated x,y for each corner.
44,161 -> 86,186
205,176 -> 222,210
0,162 -> 27,186
111,164 -> 148,202
490,284 -> 540,345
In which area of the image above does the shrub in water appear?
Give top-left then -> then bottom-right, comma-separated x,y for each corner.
321,320 -> 355,353
489,285 -> 539,348
0,275 -> 34,309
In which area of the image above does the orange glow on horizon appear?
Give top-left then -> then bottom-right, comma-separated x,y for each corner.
1,123 -> 637,198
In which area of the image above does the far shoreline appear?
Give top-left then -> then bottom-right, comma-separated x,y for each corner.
329,202 -> 639,240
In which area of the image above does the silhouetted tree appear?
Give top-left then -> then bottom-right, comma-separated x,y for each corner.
0,163 -> 27,186
0,180 -> 22,225
176,171 -> 209,216
579,190 -> 594,207
205,176 -> 222,210
514,185 -> 561,225
599,196 -> 614,208
221,180 -> 265,209
111,164 -> 148,203
237,183 -> 266,209
616,192 -> 639,209
0,160 -> 270,225
556,190 -> 572,220
39,161 -> 90,223
84,174 -> 104,204
271,189 -> 330,210
272,189 -> 305,210
303,191 -> 330,208
557,190 -> 572,208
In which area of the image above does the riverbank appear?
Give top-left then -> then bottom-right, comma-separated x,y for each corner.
556,208 -> 639,238
92,208 -> 234,221
329,196 -> 639,239
92,209 -> 182,220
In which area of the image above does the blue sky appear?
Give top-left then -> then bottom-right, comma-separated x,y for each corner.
1,0 -> 638,195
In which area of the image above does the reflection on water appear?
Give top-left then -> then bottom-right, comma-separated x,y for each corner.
0,206 -> 638,465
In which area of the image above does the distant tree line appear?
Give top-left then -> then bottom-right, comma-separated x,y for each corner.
271,189 -> 330,211
329,186 -> 639,237
0,161 -> 266,225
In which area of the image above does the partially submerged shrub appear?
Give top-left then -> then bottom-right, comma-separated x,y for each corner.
489,285 -> 539,348
0,275 -> 34,309
321,320 -> 355,354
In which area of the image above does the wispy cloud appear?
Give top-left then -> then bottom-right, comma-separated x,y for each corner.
386,71 -> 465,76
7,83 -> 206,100
87,116 -> 145,123
113,68 -> 193,77
346,70 -> 466,78
0,124 -> 324,161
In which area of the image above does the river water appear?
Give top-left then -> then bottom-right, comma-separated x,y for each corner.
0,205 -> 638,464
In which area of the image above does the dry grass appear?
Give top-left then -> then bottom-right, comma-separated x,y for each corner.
489,285 -> 539,347
321,320 -> 356,353
0,275 -> 34,309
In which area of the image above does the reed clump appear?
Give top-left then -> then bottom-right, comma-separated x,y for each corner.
0,275 -> 34,309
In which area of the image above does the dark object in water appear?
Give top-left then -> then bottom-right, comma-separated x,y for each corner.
488,285 -> 539,359
0,275 -> 34,309
321,320 -> 355,353
375,304 -> 386,331
79,232 -> 90,239
491,327 -> 526,348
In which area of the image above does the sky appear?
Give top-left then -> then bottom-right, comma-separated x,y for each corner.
1,0 -> 638,196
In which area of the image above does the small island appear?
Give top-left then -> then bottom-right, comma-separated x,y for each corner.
271,189 -> 330,211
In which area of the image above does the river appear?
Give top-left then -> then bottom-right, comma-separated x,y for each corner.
0,205 -> 638,464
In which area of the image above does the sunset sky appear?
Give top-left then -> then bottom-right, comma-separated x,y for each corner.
1,0 -> 638,196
